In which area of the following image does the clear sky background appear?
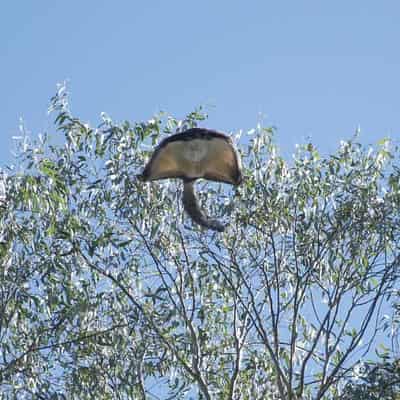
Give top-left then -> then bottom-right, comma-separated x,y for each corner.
1,1 -> 399,165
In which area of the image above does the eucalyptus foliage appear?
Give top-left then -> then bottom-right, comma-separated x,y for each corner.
1,87 -> 400,399
342,359 -> 400,399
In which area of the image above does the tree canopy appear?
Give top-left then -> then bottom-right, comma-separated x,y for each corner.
342,359 -> 400,400
1,87 -> 400,399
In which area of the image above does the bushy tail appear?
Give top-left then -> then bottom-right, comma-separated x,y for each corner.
182,181 -> 225,232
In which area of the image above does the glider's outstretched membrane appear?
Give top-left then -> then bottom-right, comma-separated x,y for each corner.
138,128 -> 242,232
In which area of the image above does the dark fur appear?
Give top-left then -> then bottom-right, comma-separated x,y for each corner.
182,181 -> 225,232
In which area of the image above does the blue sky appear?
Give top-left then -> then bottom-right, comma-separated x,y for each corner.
1,1 -> 399,164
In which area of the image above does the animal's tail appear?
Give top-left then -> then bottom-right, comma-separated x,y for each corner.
182,181 -> 225,232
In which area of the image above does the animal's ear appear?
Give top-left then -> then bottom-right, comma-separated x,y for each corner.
140,128 -> 242,184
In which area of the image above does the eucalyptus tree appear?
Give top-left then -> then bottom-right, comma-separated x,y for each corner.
342,359 -> 400,399
1,87 -> 400,399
